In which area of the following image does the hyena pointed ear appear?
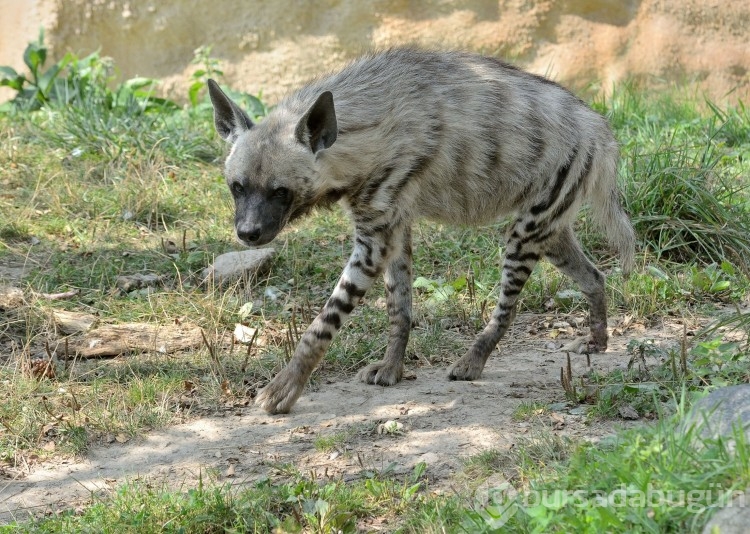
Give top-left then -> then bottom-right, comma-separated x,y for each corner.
207,79 -> 254,144
295,91 -> 337,153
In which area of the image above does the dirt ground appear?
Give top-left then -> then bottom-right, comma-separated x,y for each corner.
0,310 -> 688,524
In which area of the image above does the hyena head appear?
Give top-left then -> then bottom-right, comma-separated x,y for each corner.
207,79 -> 337,247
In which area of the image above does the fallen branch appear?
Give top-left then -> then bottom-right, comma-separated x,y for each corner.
37,289 -> 79,300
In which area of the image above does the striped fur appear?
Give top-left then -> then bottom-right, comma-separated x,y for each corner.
208,48 -> 635,414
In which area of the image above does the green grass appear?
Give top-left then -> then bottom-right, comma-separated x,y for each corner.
13,466 -> 434,533
2,47 -> 750,532
461,406 -> 750,533
12,401 -> 745,533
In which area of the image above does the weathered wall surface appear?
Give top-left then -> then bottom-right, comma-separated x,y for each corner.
1,0 -> 748,104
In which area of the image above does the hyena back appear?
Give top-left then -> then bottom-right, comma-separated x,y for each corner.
208,48 -> 635,414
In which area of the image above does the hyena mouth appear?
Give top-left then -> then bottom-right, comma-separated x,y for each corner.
235,230 -> 278,247
235,218 -> 288,247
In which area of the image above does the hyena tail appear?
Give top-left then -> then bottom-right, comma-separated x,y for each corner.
589,143 -> 636,276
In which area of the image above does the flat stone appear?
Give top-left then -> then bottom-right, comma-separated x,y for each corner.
702,489 -> 750,534
52,310 -> 98,335
681,385 -> 750,446
116,273 -> 164,293
0,285 -> 25,310
202,249 -> 276,286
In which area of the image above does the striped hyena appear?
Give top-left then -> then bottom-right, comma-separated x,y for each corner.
208,48 -> 635,414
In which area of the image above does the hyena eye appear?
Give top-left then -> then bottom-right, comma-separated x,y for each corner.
273,187 -> 290,200
231,182 -> 244,196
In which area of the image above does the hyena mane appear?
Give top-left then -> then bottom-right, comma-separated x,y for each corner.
208,47 -> 635,414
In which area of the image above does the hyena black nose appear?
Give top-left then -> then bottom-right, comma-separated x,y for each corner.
237,226 -> 262,244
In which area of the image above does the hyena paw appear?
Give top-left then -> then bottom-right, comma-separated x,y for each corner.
588,322 -> 608,353
357,360 -> 403,386
255,368 -> 305,414
447,355 -> 485,381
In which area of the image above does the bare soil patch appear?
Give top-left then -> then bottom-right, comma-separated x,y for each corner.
0,312 -> 687,523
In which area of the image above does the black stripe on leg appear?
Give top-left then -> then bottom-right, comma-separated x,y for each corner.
505,251 -> 540,263
341,281 -> 366,299
328,297 -> 355,314
352,260 -> 379,278
313,330 -> 333,340
503,286 -> 522,298
321,311 -> 342,329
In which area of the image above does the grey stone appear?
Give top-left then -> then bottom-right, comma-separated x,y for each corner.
116,273 -> 164,293
618,404 -> 640,420
681,385 -> 750,446
702,489 -> 750,534
202,249 -> 276,286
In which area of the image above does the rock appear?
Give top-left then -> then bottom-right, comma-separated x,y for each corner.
52,310 -> 98,334
0,286 -> 25,310
202,249 -> 276,286
618,404 -> 640,420
702,489 -> 750,534
681,385 -> 750,447
116,273 -> 164,293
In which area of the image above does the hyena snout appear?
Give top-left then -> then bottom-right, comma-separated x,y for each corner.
234,203 -> 284,247
235,222 -> 263,245
236,223 -> 281,247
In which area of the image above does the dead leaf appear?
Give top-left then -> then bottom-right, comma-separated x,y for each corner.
225,464 -> 236,477
28,359 -> 55,380
377,420 -> 404,435
233,324 -> 257,344
550,412 -> 566,430
42,441 -> 56,452
162,239 -> 180,254
115,433 -> 129,444
220,380 -> 232,396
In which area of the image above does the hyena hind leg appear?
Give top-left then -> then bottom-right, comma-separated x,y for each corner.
544,226 -> 608,351
357,228 -> 413,386
448,225 -> 542,381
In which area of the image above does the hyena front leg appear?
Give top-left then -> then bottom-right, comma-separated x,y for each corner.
448,220 -> 542,381
544,226 -> 608,351
255,226 -> 398,414
357,227 -> 412,386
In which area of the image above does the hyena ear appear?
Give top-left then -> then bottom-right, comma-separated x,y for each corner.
295,91 -> 337,153
207,79 -> 254,144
